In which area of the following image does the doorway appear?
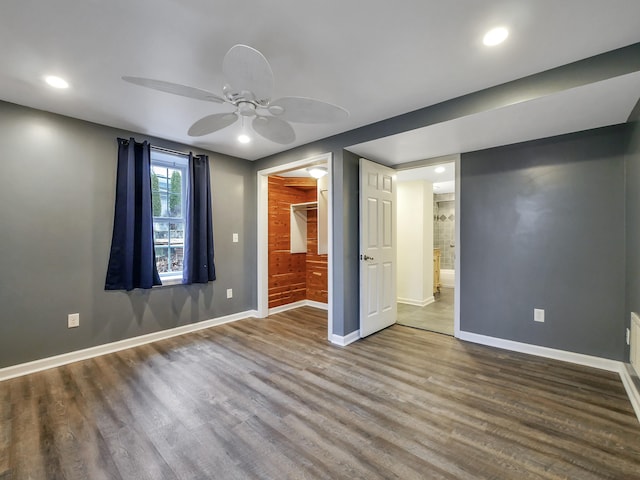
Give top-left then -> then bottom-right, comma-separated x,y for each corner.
256,153 -> 334,341
394,157 -> 459,336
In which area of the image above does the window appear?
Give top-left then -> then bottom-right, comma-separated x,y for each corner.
150,148 -> 189,281
106,139 -> 214,291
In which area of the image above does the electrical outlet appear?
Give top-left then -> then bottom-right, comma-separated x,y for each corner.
226,288 -> 233,299
232,233 -> 239,243
68,313 -> 80,328
627,328 -> 631,345
534,308 -> 545,323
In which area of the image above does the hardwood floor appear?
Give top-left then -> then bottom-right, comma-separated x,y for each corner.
1,307 -> 639,479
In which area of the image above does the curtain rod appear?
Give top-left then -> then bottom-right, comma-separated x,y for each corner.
151,145 -> 190,157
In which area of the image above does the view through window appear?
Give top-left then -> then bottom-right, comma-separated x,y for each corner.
150,149 -> 188,279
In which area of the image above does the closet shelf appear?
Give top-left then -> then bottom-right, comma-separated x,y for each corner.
289,173 -> 327,255
291,201 -> 318,211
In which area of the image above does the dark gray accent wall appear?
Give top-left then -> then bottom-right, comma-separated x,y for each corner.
460,126 -> 627,360
0,101 -> 256,368
625,117 -> 640,361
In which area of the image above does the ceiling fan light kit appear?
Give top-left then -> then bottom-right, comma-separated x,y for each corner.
123,45 -> 349,145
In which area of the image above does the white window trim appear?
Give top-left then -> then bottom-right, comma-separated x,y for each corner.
150,148 -> 189,284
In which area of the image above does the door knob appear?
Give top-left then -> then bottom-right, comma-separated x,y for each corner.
362,254 -> 374,261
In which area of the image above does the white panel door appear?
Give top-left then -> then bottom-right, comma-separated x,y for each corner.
359,158 -> 397,337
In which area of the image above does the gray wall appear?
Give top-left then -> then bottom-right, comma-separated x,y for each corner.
460,125 -> 627,360
625,115 -> 640,362
3,43 -> 639,366
336,150 -> 361,336
254,43 -> 640,339
0,101 -> 256,368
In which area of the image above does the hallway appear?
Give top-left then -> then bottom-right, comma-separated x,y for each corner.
397,287 -> 454,335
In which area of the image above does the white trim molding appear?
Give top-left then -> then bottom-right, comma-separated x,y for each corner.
268,300 -> 329,315
306,300 -> 329,311
0,310 -> 257,382
330,330 -> 360,347
453,154 -> 461,338
458,330 -> 622,371
459,329 -> 640,424
397,296 -> 435,308
269,300 -> 307,315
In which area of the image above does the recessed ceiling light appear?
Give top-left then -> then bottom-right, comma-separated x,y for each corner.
45,75 -> 69,89
435,166 -> 446,173
238,134 -> 251,144
483,27 -> 509,46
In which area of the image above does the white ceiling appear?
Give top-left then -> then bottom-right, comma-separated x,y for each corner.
1,1 -> 640,161
397,163 -> 456,194
277,166 -> 326,178
397,163 -> 455,184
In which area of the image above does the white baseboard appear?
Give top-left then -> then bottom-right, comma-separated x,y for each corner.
306,300 -> 329,310
330,330 -> 360,347
0,310 -> 258,382
268,300 -> 329,315
269,300 -> 307,315
458,329 -> 639,424
458,330 -> 622,371
397,296 -> 435,307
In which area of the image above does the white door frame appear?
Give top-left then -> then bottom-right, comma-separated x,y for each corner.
256,152 -> 334,340
454,155 -> 460,337
394,154 -> 461,337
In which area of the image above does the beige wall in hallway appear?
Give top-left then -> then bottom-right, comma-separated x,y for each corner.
397,180 -> 434,305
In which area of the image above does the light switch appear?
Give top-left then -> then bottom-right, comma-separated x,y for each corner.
232,233 -> 239,243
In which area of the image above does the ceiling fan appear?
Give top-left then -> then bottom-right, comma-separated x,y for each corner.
123,45 -> 349,145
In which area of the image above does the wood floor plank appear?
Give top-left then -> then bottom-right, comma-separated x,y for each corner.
0,376 -> 12,478
8,376 -> 49,479
39,367 -> 123,480
2,306 -> 639,479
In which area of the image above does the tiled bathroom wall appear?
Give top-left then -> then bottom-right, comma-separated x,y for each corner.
434,193 -> 455,269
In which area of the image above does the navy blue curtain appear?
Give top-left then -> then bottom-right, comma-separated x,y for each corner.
105,138 -> 161,291
183,153 -> 216,284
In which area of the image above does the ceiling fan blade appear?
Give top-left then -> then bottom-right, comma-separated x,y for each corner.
188,113 -> 238,137
268,96 -> 349,124
223,45 -> 274,103
122,76 -> 225,103
252,116 -> 295,144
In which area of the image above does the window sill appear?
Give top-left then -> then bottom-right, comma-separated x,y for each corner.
159,275 -> 183,287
